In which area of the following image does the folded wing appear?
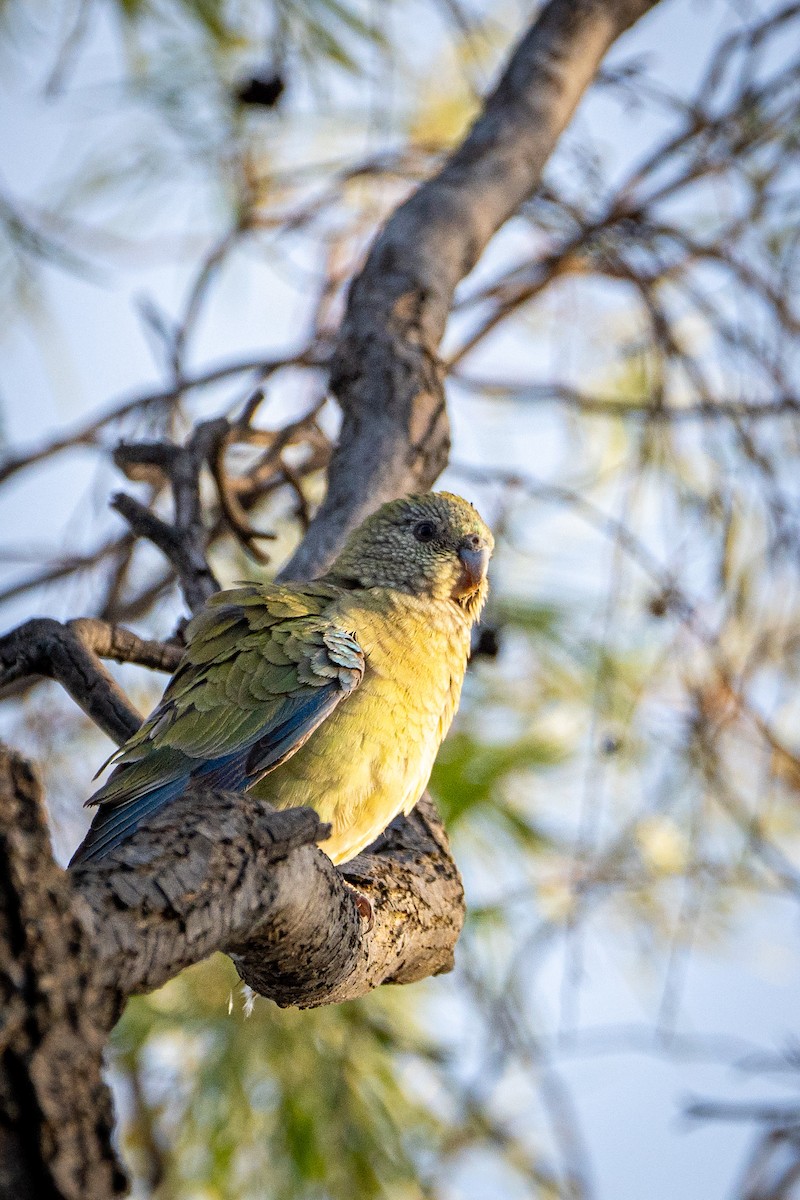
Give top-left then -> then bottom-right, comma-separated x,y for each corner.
69,584 -> 364,866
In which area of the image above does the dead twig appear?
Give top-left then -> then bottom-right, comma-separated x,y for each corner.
112,419 -> 229,614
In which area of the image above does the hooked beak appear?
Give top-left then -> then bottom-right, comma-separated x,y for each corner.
454,536 -> 491,598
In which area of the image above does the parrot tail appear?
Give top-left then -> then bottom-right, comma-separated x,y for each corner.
68,749 -> 252,868
68,775 -> 190,868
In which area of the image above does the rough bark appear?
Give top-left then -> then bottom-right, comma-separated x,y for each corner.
0,751 -> 127,1200
0,744 -> 463,1196
283,0 -> 660,581
70,784 -> 462,1008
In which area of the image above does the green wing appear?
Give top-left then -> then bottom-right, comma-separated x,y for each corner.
70,583 -> 364,866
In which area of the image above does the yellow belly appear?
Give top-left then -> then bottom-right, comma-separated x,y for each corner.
250,590 -> 471,863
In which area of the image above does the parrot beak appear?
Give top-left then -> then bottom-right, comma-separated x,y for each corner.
454,536 -> 491,597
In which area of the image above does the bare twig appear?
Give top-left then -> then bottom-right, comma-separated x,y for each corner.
0,348 -> 321,490
453,376 -> 800,422
112,419 -> 229,614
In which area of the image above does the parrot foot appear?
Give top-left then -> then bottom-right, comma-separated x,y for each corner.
350,888 -> 374,930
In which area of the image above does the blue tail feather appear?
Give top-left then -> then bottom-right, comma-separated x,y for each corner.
68,683 -> 344,867
69,775 -> 191,867
69,748 -> 256,868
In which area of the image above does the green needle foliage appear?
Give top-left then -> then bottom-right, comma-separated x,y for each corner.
116,963 -> 456,1200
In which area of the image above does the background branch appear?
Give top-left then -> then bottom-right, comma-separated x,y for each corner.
284,0 -> 660,580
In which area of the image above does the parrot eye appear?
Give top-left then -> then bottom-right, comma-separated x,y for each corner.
413,520 -> 437,543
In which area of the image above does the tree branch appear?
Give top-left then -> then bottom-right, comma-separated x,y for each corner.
0,618 -> 178,743
0,9 -> 671,1191
0,748 -> 127,1199
112,418 -> 228,614
70,788 -> 462,1008
284,0 -> 660,580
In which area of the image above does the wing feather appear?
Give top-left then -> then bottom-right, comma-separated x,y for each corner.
69,584 -> 364,867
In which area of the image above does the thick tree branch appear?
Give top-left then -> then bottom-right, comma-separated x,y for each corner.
0,749 -> 127,1199
70,788 -> 462,1008
284,0 -> 660,580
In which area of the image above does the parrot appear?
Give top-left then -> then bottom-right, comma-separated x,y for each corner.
69,491 -> 493,868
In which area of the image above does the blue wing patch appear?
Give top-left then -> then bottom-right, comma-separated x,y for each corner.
69,671 -> 360,868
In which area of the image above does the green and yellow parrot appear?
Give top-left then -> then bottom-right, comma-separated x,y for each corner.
70,492 -> 493,868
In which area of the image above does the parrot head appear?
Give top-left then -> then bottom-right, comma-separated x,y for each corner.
328,492 -> 493,620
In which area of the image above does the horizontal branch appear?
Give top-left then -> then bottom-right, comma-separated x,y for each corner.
686,1098 -> 800,1125
71,788 -> 463,1008
0,618 -> 175,743
66,618 -> 183,673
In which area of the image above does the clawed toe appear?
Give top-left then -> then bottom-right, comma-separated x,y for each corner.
350,888 -> 374,930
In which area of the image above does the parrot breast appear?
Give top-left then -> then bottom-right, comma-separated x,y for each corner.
250,588 -> 472,864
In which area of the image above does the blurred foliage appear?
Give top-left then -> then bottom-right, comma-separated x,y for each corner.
113,952 -> 565,1199
116,962 -> 445,1200
3,0 -> 800,1197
